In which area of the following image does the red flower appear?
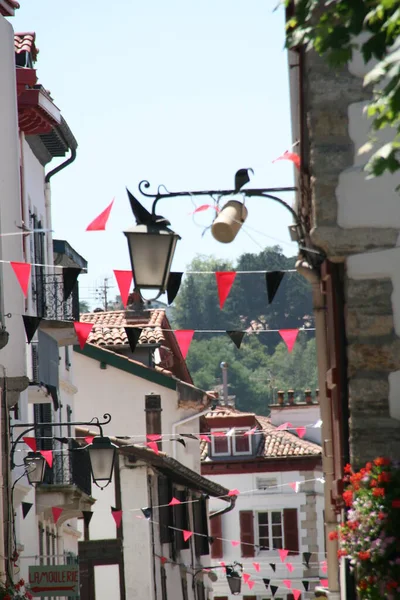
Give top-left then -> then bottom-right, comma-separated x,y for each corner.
18,579 -> 25,586
329,531 -> 338,541
378,511 -> 387,520
337,549 -> 347,558
374,457 -> 391,466
372,487 -> 385,497
343,490 -> 353,506
344,463 -> 352,474
386,580 -> 398,591
365,462 -> 373,472
15,583 -> 21,591
358,551 -> 371,561
370,479 -> 378,487
378,471 -> 391,483
26,593 -> 33,600
4,595 -> 11,600
358,580 -> 368,591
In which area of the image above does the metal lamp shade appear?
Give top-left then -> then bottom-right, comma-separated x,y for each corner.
226,568 -> 242,595
88,436 -> 117,488
123,223 -> 180,294
24,452 -> 47,485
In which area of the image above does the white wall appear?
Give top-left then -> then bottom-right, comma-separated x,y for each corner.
270,405 -> 322,444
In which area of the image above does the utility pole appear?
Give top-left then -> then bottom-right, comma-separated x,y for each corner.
95,278 -> 112,311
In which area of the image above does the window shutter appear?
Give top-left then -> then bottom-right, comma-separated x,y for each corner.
214,597 -> 228,600
283,508 -> 299,555
158,476 -> 172,543
210,514 -> 223,559
287,595 -> 301,600
173,489 -> 190,550
34,403 -> 53,451
243,597 -> 257,600
239,510 -> 255,558
193,496 -> 209,557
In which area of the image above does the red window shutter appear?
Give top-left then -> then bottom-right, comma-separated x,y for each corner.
239,510 -> 255,558
214,597 -> 228,600
287,595 -> 301,600
210,514 -> 223,559
283,508 -> 299,555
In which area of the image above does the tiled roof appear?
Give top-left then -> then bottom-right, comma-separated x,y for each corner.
0,0 -> 20,16
14,32 -> 38,62
201,408 -> 321,460
80,309 -> 165,347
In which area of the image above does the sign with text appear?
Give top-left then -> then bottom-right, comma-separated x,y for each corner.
29,565 -> 79,596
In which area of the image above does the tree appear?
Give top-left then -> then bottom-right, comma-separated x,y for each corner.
79,300 -> 90,314
284,0 -> 400,178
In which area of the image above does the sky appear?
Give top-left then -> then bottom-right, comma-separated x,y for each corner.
13,0 -> 297,307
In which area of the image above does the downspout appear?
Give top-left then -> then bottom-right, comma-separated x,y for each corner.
171,408 -> 211,460
209,495 -> 236,519
296,259 -> 340,599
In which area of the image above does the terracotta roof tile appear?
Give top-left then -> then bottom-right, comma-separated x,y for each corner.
14,32 -> 38,62
1,0 -> 20,16
201,409 -> 321,460
80,309 -> 166,347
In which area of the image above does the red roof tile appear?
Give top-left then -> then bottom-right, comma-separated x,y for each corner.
80,309 -> 166,347
14,32 -> 38,62
0,0 -> 20,16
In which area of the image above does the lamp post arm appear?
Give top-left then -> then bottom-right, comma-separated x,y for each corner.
10,413 -> 112,469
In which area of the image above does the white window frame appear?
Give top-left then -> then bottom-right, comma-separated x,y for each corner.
232,427 -> 252,456
210,428 -> 231,456
256,510 -> 284,552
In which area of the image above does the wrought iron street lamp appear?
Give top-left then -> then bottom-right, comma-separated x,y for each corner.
193,562 -> 243,595
123,171 -> 300,300
11,413 -> 116,489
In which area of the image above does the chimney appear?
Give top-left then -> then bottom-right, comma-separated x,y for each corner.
287,389 -> 295,405
127,291 -> 144,312
305,389 -> 313,405
277,390 -> 285,406
315,389 -> 320,405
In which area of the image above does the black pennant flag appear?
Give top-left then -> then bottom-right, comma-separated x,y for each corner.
302,580 -> 310,592
63,267 -> 82,301
262,578 -> 270,590
45,384 -> 59,411
82,511 -> 93,528
22,502 -> 33,519
226,330 -> 245,349
174,437 -> 186,448
141,507 -> 152,520
269,563 -> 276,572
270,585 -> 279,598
266,270 -> 285,304
303,551 -> 312,568
167,272 -> 183,305
22,315 -> 42,344
124,327 -> 142,353
180,433 -> 199,441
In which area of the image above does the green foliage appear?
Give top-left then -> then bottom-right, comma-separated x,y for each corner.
284,0 -> 400,179
79,300 -> 90,314
172,247 -> 317,414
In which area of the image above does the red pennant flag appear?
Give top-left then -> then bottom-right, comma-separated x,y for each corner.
272,150 -> 301,170
200,434 -> 211,443
10,262 -> 31,297
286,562 -> 294,573
40,450 -> 53,468
188,204 -> 219,215
245,427 -> 257,436
183,530 -> 193,542
228,489 -> 240,497
52,507 -> 63,524
168,497 -> 181,506
113,270 -> 133,308
174,330 -> 194,359
215,272 -> 236,309
85,436 -> 94,445
160,556 -> 168,565
321,560 -> 327,573
253,562 -> 260,572
292,590 -> 301,600
231,540 -> 240,547
320,579 -> 328,587
74,322 -> 94,350
283,579 -> 292,589
276,422 -> 293,431
146,441 -> 159,454
289,482 -> 299,493
147,434 -> 162,442
111,509 -> 122,528
243,573 -> 251,583
86,199 -> 114,231
23,437 -> 37,452
296,426 -> 306,438
279,329 -> 299,353
247,580 -> 255,590
279,549 -> 289,562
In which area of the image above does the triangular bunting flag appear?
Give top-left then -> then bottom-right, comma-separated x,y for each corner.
226,330 -> 245,349
147,434 -> 162,442
243,574 -> 251,584
174,330 -> 194,359
167,272 -> 183,305
63,267 -> 81,301
247,580 -> 255,590
320,579 -> 328,587
262,578 -> 270,590
200,434 -> 211,443
231,540 -> 240,547
174,437 -> 186,447
289,481 -> 300,493
302,580 -> 310,592
22,315 -> 42,344
160,556 -> 168,565
253,562 -> 260,572
283,579 -> 292,589
52,507 -> 63,524
296,426 -> 306,439
74,322 -> 93,350
245,427 -> 257,436
45,384 -> 59,411
111,507 -> 122,528
272,150 -> 301,170
82,511 -> 93,528
21,502 -> 33,519
321,560 -> 328,574
85,436 -> 94,445
266,271 -> 285,304
228,489 -> 239,497
276,421 -> 293,431
168,497 -> 181,506
10,262 -> 31,297
292,590 -> 301,600
23,437 -> 37,452
183,530 -> 193,542
279,328 -> 299,353
146,441 -> 159,454
40,450 -> 53,468
269,563 -> 276,572
124,327 -> 142,353
215,272 -> 236,309
113,270 -> 133,308
181,433 -> 199,441
303,552 -> 312,568
270,585 -> 278,597
279,548 -> 289,562
189,204 -> 218,215
86,199 -> 114,231
286,562 -> 294,573
141,507 -> 152,520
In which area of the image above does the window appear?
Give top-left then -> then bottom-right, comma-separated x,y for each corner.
145,394 -> 162,451
257,511 -> 283,551
256,477 -> 278,492
211,430 -> 230,456
192,495 -> 209,557
233,428 -> 251,455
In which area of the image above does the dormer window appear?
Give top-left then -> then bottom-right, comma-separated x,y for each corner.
210,427 -> 254,457
233,428 -> 252,455
211,429 -> 230,456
